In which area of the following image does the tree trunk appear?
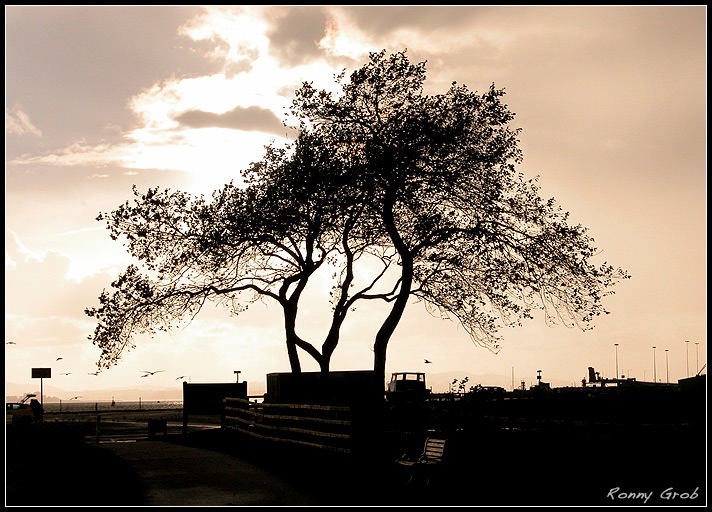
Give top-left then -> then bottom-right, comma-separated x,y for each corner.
286,338 -> 301,374
319,357 -> 330,375
283,301 -> 324,374
373,191 -> 414,395
283,305 -> 302,374
373,262 -> 412,395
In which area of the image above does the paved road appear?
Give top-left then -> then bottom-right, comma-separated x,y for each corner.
102,437 -> 317,505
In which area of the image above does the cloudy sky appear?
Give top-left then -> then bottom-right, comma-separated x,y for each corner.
5,6 -> 706,397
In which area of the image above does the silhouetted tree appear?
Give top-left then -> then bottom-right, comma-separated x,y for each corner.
290,50 -> 629,392
87,50 -> 627,397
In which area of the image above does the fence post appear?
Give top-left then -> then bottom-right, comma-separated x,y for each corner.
96,415 -> 101,444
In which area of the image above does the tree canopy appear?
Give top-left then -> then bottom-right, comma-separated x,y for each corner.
86,50 -> 628,393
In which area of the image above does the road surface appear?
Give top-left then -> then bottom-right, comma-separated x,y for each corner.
102,437 -> 317,505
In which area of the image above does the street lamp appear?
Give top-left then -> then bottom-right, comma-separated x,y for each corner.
664,349 -> 669,384
685,340 -> 690,377
614,343 -> 619,380
652,346 -> 657,383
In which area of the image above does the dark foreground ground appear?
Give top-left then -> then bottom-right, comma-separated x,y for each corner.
6,417 -> 706,506
6,422 -> 146,506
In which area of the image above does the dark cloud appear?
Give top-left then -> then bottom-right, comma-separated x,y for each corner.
224,54 -> 258,78
267,7 -> 330,66
5,6 -> 220,155
175,106 -> 295,137
337,6 -> 486,36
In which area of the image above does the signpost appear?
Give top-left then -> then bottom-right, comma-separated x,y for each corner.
31,367 -> 51,409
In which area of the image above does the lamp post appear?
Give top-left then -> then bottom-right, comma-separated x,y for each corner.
685,340 -> 690,377
652,346 -> 657,383
614,343 -> 619,380
664,349 -> 669,384
694,342 -> 699,374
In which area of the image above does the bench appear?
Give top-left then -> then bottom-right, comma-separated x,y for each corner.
147,418 -> 168,438
397,436 -> 447,488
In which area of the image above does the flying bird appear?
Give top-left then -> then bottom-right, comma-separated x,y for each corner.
424,359 -> 432,364
6,341 -> 16,345
88,371 -> 100,376
175,375 -> 187,380
56,357 -> 63,361
61,372 -> 71,375
140,370 -> 165,377
70,396 -> 81,400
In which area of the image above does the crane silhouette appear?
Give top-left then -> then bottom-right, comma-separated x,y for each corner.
140,370 -> 165,377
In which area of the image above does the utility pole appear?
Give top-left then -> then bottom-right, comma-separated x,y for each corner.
614,343 -> 619,380
694,342 -> 699,374
685,340 -> 690,377
665,349 -> 669,384
652,346 -> 657,383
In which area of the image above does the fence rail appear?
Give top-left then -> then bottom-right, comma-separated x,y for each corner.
222,397 -> 352,454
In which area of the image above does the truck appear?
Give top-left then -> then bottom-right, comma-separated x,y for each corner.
6,393 -> 36,425
386,372 -> 430,402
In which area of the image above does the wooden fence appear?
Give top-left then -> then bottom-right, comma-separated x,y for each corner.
222,397 -> 352,455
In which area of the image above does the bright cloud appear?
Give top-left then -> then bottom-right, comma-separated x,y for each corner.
178,6 -> 270,69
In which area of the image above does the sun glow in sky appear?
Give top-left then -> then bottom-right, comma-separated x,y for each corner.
5,6 -> 706,398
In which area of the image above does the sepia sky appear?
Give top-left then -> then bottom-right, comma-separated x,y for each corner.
5,6 -> 706,396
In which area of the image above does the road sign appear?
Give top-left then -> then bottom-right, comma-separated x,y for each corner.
32,368 -> 51,378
